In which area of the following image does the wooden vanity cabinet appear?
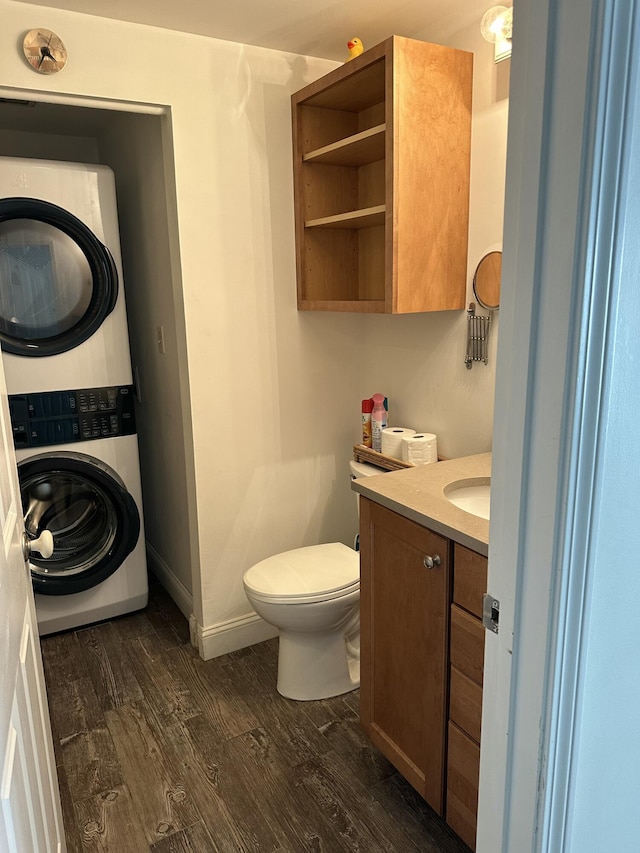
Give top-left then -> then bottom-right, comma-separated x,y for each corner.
359,497 -> 450,812
291,36 -> 472,313
447,544 -> 488,851
359,500 -> 488,849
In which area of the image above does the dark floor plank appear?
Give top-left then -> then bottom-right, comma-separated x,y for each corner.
150,821 -> 219,853
44,582 -> 471,853
124,637 -> 200,730
55,762 -> 84,853
110,608 -> 160,642
223,726 -> 353,853
48,673 -> 123,805
223,645 -> 257,662
74,784 -> 150,852
294,750 -> 423,853
299,693 -> 355,730
48,676 -> 106,744
145,712 -> 280,853
250,637 -> 279,658
145,579 -> 191,647
76,621 -> 145,711
223,652 -> 329,765
40,631 -> 88,688
370,772 -> 472,853
104,701 -> 202,846
59,720 -> 123,803
309,704 -> 397,789
341,686 -> 360,717
47,694 -> 64,769
164,644 -> 259,741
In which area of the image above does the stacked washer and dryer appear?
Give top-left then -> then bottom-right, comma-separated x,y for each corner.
0,157 -> 148,636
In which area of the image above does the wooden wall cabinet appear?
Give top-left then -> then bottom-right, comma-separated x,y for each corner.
359,500 -> 488,849
359,497 -> 450,812
291,36 -> 472,313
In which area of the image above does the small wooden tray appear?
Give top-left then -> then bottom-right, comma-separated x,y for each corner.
352,444 -> 413,472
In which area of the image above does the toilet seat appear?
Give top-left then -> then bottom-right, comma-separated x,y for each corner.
243,542 -> 359,605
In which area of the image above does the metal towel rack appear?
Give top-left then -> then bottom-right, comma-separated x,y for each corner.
464,302 -> 491,369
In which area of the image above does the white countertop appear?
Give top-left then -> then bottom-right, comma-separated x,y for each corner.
351,452 -> 491,556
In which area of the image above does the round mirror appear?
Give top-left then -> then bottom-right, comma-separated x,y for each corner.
473,251 -> 501,310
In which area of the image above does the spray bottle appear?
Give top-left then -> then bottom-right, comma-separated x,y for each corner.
371,393 -> 387,453
361,398 -> 373,447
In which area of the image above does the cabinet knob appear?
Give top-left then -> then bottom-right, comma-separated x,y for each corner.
423,554 -> 442,569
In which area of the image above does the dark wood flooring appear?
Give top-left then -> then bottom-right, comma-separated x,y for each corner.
40,577 -> 471,852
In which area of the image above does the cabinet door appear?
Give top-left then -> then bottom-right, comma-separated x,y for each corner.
359,498 -> 450,812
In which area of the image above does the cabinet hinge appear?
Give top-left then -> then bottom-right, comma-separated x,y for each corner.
482,593 -> 500,634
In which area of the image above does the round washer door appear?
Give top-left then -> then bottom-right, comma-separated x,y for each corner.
0,197 -> 118,357
19,451 -> 140,596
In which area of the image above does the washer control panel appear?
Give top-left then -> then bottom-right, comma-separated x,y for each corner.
9,385 -> 136,448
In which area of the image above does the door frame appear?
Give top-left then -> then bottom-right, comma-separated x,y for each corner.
478,0 -> 640,849
0,84 -> 202,635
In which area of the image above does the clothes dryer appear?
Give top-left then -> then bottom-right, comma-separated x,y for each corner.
10,384 -> 148,635
0,157 -> 133,394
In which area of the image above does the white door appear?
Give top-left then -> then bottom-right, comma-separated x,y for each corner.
0,356 -> 65,851
478,0 -> 639,850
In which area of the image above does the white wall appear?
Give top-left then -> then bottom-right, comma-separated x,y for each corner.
358,20 -> 509,460
0,1 -> 357,651
0,1 -> 508,654
97,111 -> 197,600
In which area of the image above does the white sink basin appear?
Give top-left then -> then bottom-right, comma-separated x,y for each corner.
443,478 -> 491,520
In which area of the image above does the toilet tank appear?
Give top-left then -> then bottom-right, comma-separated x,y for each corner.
349,459 -> 387,517
349,459 -> 387,550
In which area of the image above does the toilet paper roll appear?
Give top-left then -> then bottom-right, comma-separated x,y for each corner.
381,427 -> 416,459
402,432 -> 438,465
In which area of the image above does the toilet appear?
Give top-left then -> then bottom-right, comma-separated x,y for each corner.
242,459 -> 385,701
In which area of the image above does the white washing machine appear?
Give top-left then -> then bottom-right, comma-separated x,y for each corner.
11,385 -> 148,635
0,156 -> 133,394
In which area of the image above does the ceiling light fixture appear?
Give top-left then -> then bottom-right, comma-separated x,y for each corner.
481,5 -> 512,63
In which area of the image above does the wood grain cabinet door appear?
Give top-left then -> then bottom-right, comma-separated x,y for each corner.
359,498 -> 450,813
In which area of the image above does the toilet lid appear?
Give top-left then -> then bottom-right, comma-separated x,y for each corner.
243,542 -> 359,599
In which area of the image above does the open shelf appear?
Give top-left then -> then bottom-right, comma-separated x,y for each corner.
291,36 -> 472,313
303,124 -> 386,167
305,205 -> 385,229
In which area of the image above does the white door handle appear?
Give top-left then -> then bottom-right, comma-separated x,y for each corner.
23,530 -> 54,561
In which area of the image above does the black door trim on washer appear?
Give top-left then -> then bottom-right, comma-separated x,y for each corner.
19,451 -> 140,596
0,197 -> 118,357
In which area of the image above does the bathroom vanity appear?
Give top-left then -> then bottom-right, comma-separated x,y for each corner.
352,453 -> 490,851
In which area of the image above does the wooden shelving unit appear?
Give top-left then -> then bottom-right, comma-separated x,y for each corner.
291,36 -> 473,313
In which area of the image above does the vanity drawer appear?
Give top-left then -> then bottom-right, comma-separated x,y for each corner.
450,605 -> 484,686
446,721 -> 480,851
453,544 -> 487,618
449,666 -> 482,744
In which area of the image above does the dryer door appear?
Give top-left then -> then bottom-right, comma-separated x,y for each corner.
0,198 -> 118,357
18,451 -> 140,595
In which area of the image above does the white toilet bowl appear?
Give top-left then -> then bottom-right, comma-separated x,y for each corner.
243,542 -> 360,701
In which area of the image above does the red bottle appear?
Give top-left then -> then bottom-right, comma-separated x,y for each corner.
361,398 -> 373,447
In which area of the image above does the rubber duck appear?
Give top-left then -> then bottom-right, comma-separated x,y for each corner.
346,38 -> 364,61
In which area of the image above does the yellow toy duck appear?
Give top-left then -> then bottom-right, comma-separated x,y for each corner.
346,38 -> 364,61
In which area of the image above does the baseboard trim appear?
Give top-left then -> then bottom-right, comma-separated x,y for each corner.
146,542 -> 193,622
146,543 -> 277,660
196,612 -> 278,661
